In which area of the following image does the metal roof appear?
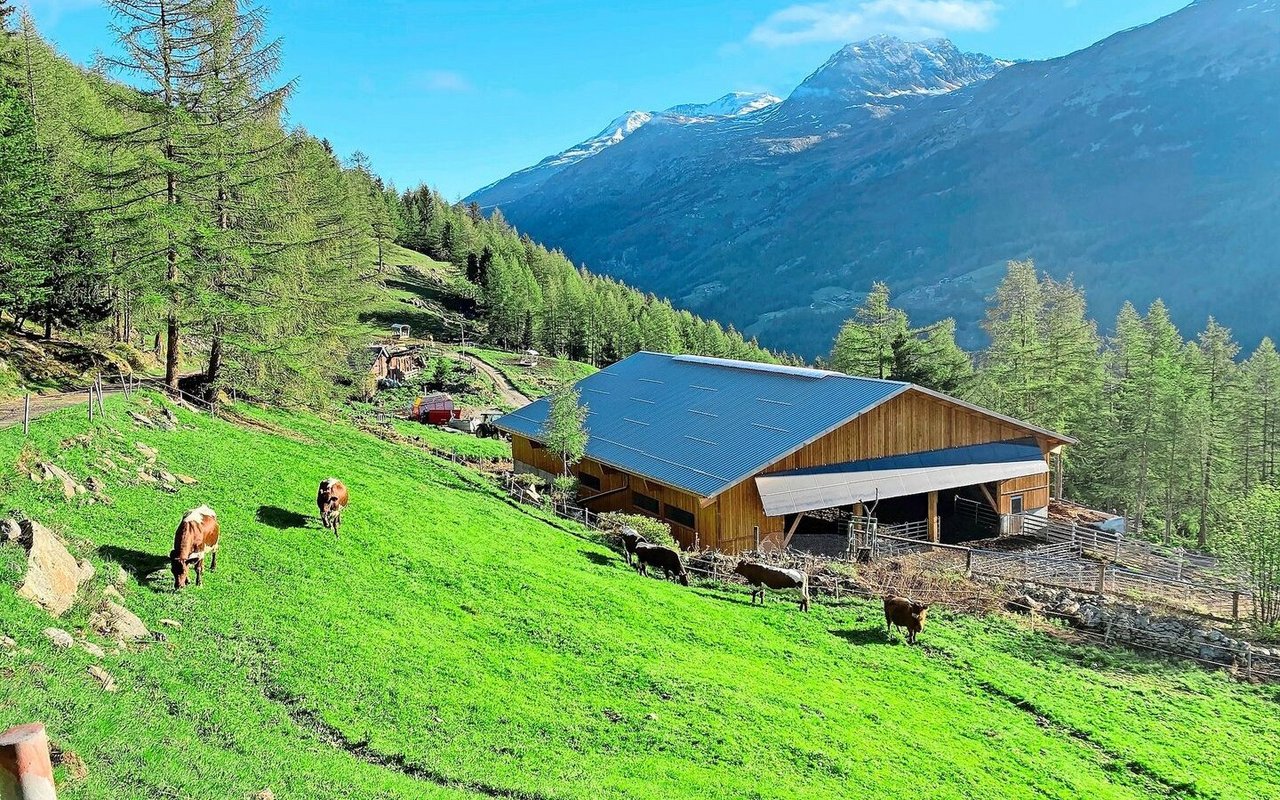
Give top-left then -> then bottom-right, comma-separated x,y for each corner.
755,439 -> 1049,517
495,352 -> 1073,498
494,352 -> 909,497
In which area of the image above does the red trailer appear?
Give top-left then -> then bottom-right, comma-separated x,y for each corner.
411,393 -> 462,425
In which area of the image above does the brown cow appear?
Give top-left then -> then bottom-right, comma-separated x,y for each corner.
883,595 -> 928,644
633,543 -> 690,586
170,505 -> 220,590
733,560 -> 810,612
317,478 -> 349,538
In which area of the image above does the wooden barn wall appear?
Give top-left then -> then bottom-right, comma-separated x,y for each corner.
711,390 -> 1053,550
997,473 -> 1051,514
576,459 -> 631,514
623,476 -> 717,551
511,435 -> 563,476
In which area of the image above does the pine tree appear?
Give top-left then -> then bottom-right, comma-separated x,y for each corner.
0,74 -> 53,324
830,282 -> 907,379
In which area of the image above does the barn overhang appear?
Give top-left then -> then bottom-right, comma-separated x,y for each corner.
754,439 -> 1048,518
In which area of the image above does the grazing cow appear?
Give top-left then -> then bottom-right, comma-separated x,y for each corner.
732,560 -> 810,612
170,505 -> 220,590
620,527 -> 647,567
317,478 -> 349,538
633,543 -> 690,586
883,595 -> 929,644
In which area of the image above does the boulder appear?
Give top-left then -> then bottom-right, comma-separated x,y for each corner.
174,474 -> 198,486
1,634 -> 17,650
255,790 -> 276,800
90,601 -> 150,643
39,463 -> 87,499
0,518 -> 20,543
87,665 -> 117,692
16,520 -> 85,617
43,627 -> 74,649
114,566 -> 128,586
135,442 -> 159,462
102,585 -> 125,602
77,559 -> 96,584
79,640 -> 106,659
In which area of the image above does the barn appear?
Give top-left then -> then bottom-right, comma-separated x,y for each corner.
495,353 -> 1074,553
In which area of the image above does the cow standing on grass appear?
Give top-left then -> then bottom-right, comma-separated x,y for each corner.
620,527 -> 646,567
733,560 -> 810,612
883,595 -> 928,644
317,478 -> 349,538
170,505 -> 220,590
633,543 -> 690,586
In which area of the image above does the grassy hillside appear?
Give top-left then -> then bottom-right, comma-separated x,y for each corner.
467,347 -> 598,400
1,396 -> 1279,799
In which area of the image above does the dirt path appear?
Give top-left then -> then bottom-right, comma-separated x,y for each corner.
0,386 -> 124,429
457,352 -> 532,409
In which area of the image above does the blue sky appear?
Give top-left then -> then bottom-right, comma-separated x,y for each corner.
29,0 -> 1188,198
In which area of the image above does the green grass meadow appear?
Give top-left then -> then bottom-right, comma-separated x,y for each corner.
1,395 -> 1279,799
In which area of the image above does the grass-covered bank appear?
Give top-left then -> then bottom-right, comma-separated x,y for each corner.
1,395 -> 1278,799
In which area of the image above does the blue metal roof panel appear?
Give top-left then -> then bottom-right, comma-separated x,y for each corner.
495,352 -> 909,497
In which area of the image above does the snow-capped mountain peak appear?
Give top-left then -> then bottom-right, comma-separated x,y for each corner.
791,36 -> 1010,101
662,92 -> 782,119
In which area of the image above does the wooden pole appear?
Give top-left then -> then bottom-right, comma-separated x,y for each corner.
0,722 -> 57,800
1095,562 -> 1107,595
1232,590 -> 1240,622
22,395 -> 29,437
753,525 -> 760,552
927,490 -> 940,543
86,389 -> 93,422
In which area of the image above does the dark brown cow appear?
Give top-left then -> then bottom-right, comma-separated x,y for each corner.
633,543 -> 689,586
883,595 -> 929,644
170,505 -> 220,590
620,527 -> 647,567
317,478 -> 349,538
733,560 -> 810,612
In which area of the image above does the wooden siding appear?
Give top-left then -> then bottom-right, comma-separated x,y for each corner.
624,477 -> 716,551
511,434 -> 563,476
997,472 -> 1051,514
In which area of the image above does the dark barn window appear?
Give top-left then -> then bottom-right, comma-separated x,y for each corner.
632,491 -> 659,513
665,504 -> 695,529
579,472 -> 601,491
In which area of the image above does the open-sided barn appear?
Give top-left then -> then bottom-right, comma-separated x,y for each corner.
495,353 -> 1074,553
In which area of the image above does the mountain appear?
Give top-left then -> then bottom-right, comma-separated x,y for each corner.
467,0 -> 1280,357
468,92 -> 779,211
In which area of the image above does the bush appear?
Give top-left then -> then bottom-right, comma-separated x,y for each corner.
597,512 -> 677,550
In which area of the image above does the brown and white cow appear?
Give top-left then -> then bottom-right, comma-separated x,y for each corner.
170,505 -> 220,590
317,478 -> 349,538
883,595 -> 929,644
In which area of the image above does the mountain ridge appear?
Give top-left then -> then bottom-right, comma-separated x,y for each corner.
468,0 -> 1280,357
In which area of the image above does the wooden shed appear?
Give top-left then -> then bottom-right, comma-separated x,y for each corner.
368,346 -> 425,383
496,353 -> 1074,553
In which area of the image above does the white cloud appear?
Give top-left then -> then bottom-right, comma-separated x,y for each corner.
747,0 -> 1001,47
412,70 -> 474,93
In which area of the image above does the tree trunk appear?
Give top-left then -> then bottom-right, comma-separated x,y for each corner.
205,323 -> 223,403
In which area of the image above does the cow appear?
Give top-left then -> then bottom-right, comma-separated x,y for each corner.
732,560 -> 810,612
620,527 -> 647,567
317,478 -> 349,538
883,595 -> 929,644
170,505 -> 220,590
633,542 -> 689,586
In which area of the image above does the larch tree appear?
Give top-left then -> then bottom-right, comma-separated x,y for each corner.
543,382 -> 588,477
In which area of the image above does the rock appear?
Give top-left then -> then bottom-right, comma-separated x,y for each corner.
86,476 -> 106,494
1,634 -> 17,650
79,640 -> 106,658
0,518 -> 20,543
158,471 -> 176,485
77,559 -> 96,584
114,566 -> 128,586
159,618 -> 182,630
90,601 -> 150,643
103,585 -> 124,602
136,469 -> 158,484
162,407 -> 179,429
174,474 -> 198,486
16,520 -> 85,617
128,411 -> 155,428
87,664 -> 117,692
98,457 -> 119,473
255,790 -> 276,800
135,442 -> 158,462
40,463 -> 87,499
43,627 -> 74,649
1059,601 -> 1081,616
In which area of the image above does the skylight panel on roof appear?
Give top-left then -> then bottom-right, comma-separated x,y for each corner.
751,422 -> 791,434
690,384 -> 719,392
687,409 -> 718,418
684,435 -> 717,446
624,417 -> 650,426
630,397 -> 656,404
637,377 -> 664,384
586,388 -> 611,396
756,397 -> 793,406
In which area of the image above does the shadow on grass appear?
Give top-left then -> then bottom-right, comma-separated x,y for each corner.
98,544 -> 170,589
256,505 -> 310,530
831,627 -> 891,647
580,550 -> 618,568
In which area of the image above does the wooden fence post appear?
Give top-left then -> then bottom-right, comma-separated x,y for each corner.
0,722 -> 57,800
1095,562 -> 1107,595
1232,590 -> 1241,622
22,395 -> 29,437
753,526 -> 760,552
86,389 -> 93,422
965,548 -> 973,577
